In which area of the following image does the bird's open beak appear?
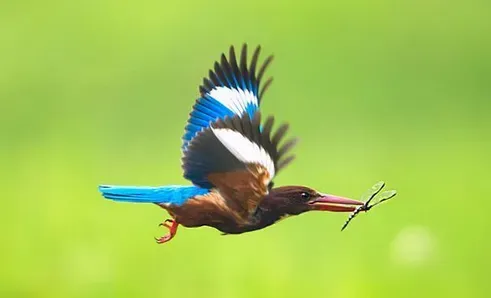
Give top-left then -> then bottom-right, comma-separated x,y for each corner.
309,194 -> 364,212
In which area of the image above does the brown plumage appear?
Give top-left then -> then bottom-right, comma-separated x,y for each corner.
100,44 -> 368,245
159,186 -> 365,235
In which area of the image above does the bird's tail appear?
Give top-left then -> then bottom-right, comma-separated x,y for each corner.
99,185 -> 168,203
98,185 -> 209,205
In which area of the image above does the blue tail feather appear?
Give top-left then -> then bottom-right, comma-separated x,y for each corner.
99,185 -> 210,206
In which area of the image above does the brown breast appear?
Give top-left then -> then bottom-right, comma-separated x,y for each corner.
161,190 -> 248,229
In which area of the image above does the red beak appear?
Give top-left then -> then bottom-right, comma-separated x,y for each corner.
309,194 -> 364,212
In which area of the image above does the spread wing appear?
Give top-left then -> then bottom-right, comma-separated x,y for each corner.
182,111 -> 297,218
182,44 -> 274,151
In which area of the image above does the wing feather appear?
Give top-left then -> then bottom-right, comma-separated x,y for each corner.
182,111 -> 297,217
182,44 -> 274,151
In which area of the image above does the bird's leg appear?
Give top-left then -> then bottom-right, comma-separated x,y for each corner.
155,219 -> 179,244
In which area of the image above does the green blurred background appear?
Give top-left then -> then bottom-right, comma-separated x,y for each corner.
1,0 -> 490,297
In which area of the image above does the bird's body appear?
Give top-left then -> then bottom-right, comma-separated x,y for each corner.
99,44 -> 365,243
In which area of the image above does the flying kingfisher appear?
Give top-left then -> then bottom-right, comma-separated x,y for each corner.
99,44 -> 368,244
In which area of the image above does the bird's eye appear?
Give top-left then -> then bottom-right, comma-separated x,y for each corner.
300,192 -> 311,199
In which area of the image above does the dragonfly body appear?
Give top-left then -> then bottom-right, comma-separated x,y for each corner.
99,44 -> 365,243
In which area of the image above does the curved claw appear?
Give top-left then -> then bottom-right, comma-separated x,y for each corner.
155,235 -> 171,244
158,219 -> 175,228
155,218 -> 179,244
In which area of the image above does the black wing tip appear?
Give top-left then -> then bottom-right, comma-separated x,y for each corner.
198,44 -> 273,98
220,53 -> 229,65
259,77 -> 273,99
257,55 -> 274,82
229,45 -> 236,57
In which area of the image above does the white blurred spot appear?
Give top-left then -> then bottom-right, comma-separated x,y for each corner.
390,225 -> 436,266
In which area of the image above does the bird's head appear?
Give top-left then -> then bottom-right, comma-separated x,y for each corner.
263,186 -> 364,216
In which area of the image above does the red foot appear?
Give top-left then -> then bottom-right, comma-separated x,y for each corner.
155,219 -> 179,244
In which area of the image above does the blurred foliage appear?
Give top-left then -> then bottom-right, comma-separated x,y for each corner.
1,0 -> 490,297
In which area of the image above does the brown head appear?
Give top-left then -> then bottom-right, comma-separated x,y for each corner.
260,186 -> 364,216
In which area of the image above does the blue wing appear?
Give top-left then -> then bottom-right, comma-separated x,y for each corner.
181,44 -> 274,151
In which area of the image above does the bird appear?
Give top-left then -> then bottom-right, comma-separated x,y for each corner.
99,44 -> 365,244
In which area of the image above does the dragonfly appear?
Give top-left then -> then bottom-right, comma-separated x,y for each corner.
341,181 -> 397,231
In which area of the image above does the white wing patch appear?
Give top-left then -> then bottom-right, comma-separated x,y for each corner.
211,128 -> 275,179
208,86 -> 257,115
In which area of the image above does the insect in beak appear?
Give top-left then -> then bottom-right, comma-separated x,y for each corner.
341,181 -> 398,231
